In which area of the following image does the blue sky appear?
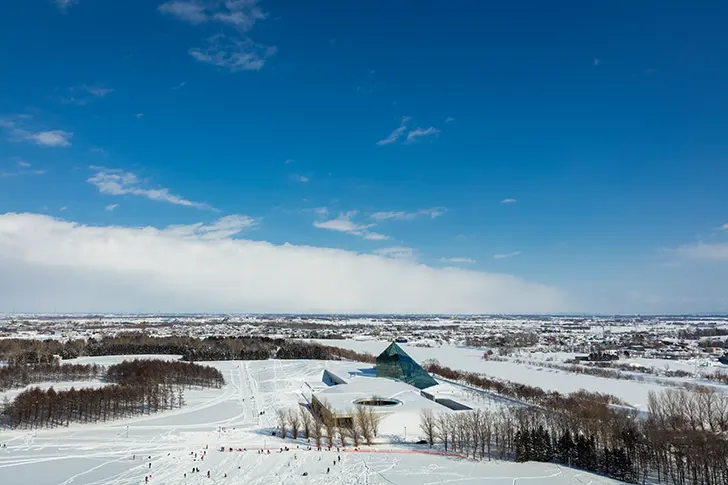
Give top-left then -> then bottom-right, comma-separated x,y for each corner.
0,0 -> 727,314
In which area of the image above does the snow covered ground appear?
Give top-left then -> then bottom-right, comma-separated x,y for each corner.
0,356 -> 626,484
309,339 -> 728,411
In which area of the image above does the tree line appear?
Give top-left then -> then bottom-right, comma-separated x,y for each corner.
1,359 -> 224,429
421,361 -> 728,484
0,335 -> 375,364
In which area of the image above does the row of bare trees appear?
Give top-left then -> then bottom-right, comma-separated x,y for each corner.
276,402 -> 382,448
1,359 -> 224,429
419,386 -> 728,484
0,362 -> 105,392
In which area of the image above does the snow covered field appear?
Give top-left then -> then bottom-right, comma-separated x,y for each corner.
0,357 -> 626,485
309,339 -> 728,411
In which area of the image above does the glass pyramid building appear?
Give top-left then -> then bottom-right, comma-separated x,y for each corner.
375,342 -> 438,389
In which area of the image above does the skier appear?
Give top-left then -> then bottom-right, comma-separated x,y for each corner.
327,467 -> 330,474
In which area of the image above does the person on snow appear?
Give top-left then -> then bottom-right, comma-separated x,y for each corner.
327,467 -> 330,474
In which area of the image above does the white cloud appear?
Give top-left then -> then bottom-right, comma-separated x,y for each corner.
314,211 -> 389,240
136,113 -> 144,119
54,0 -> 78,12
0,213 -> 568,313
172,81 -> 188,90
17,160 -> 31,168
406,126 -> 440,143
59,84 -> 114,105
159,0 -> 208,25
292,174 -> 309,183
161,1 -> 275,72
721,223 -> 728,230
445,117 -> 455,123
494,251 -> 521,259
88,167 -> 216,210
440,257 -> 476,264
59,206 -> 67,212
189,34 -> 276,72
27,130 -> 73,147
371,207 -> 446,221
159,0 -> 266,31
673,242 -> 728,262
2,122 -> 73,147
284,159 -> 295,164
105,204 -> 118,211
377,125 -> 407,145
0,119 -> 72,147
501,198 -> 517,204
165,214 -> 258,240
377,116 -> 411,145
313,207 -> 328,217
90,147 -> 108,156
374,247 -> 414,260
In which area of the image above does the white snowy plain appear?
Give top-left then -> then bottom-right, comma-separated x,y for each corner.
0,357 -> 626,485
308,339 -> 728,412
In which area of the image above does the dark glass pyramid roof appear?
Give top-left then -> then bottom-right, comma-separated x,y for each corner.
375,342 -> 438,389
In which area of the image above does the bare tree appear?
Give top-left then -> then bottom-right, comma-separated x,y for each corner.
276,408 -> 287,439
420,408 -> 437,447
299,405 -> 313,440
288,408 -> 301,440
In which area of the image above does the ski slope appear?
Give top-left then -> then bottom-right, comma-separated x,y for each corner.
0,358 -> 627,484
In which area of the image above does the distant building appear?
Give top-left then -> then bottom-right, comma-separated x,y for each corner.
376,342 -> 438,389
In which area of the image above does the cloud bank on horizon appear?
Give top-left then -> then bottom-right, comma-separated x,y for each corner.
0,213 -> 568,314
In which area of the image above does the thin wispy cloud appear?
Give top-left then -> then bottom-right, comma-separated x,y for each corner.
135,113 -> 144,119
445,117 -> 455,123
374,247 -> 414,260
58,84 -> 114,106
0,118 -> 73,147
406,126 -> 440,143
88,166 -> 217,210
105,204 -> 118,211
720,223 -> 728,230
440,257 -> 476,264
377,116 -> 411,145
672,242 -> 728,261
54,0 -> 78,13
90,147 -> 108,156
189,34 -> 276,72
291,174 -> 309,183
371,207 -> 446,221
501,198 -> 517,204
314,211 -> 389,241
593,57 -> 601,66
494,251 -> 521,259
165,214 -> 258,240
284,159 -> 295,164
17,160 -> 31,168
160,1 -> 275,72
159,0 -> 266,31
172,81 -> 188,90
0,165 -> 46,178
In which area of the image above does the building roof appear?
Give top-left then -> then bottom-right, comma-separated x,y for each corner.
376,342 -> 438,389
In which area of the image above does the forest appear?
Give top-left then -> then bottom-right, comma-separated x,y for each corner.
1,359 -> 224,429
421,361 -> 728,485
0,335 -> 374,364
